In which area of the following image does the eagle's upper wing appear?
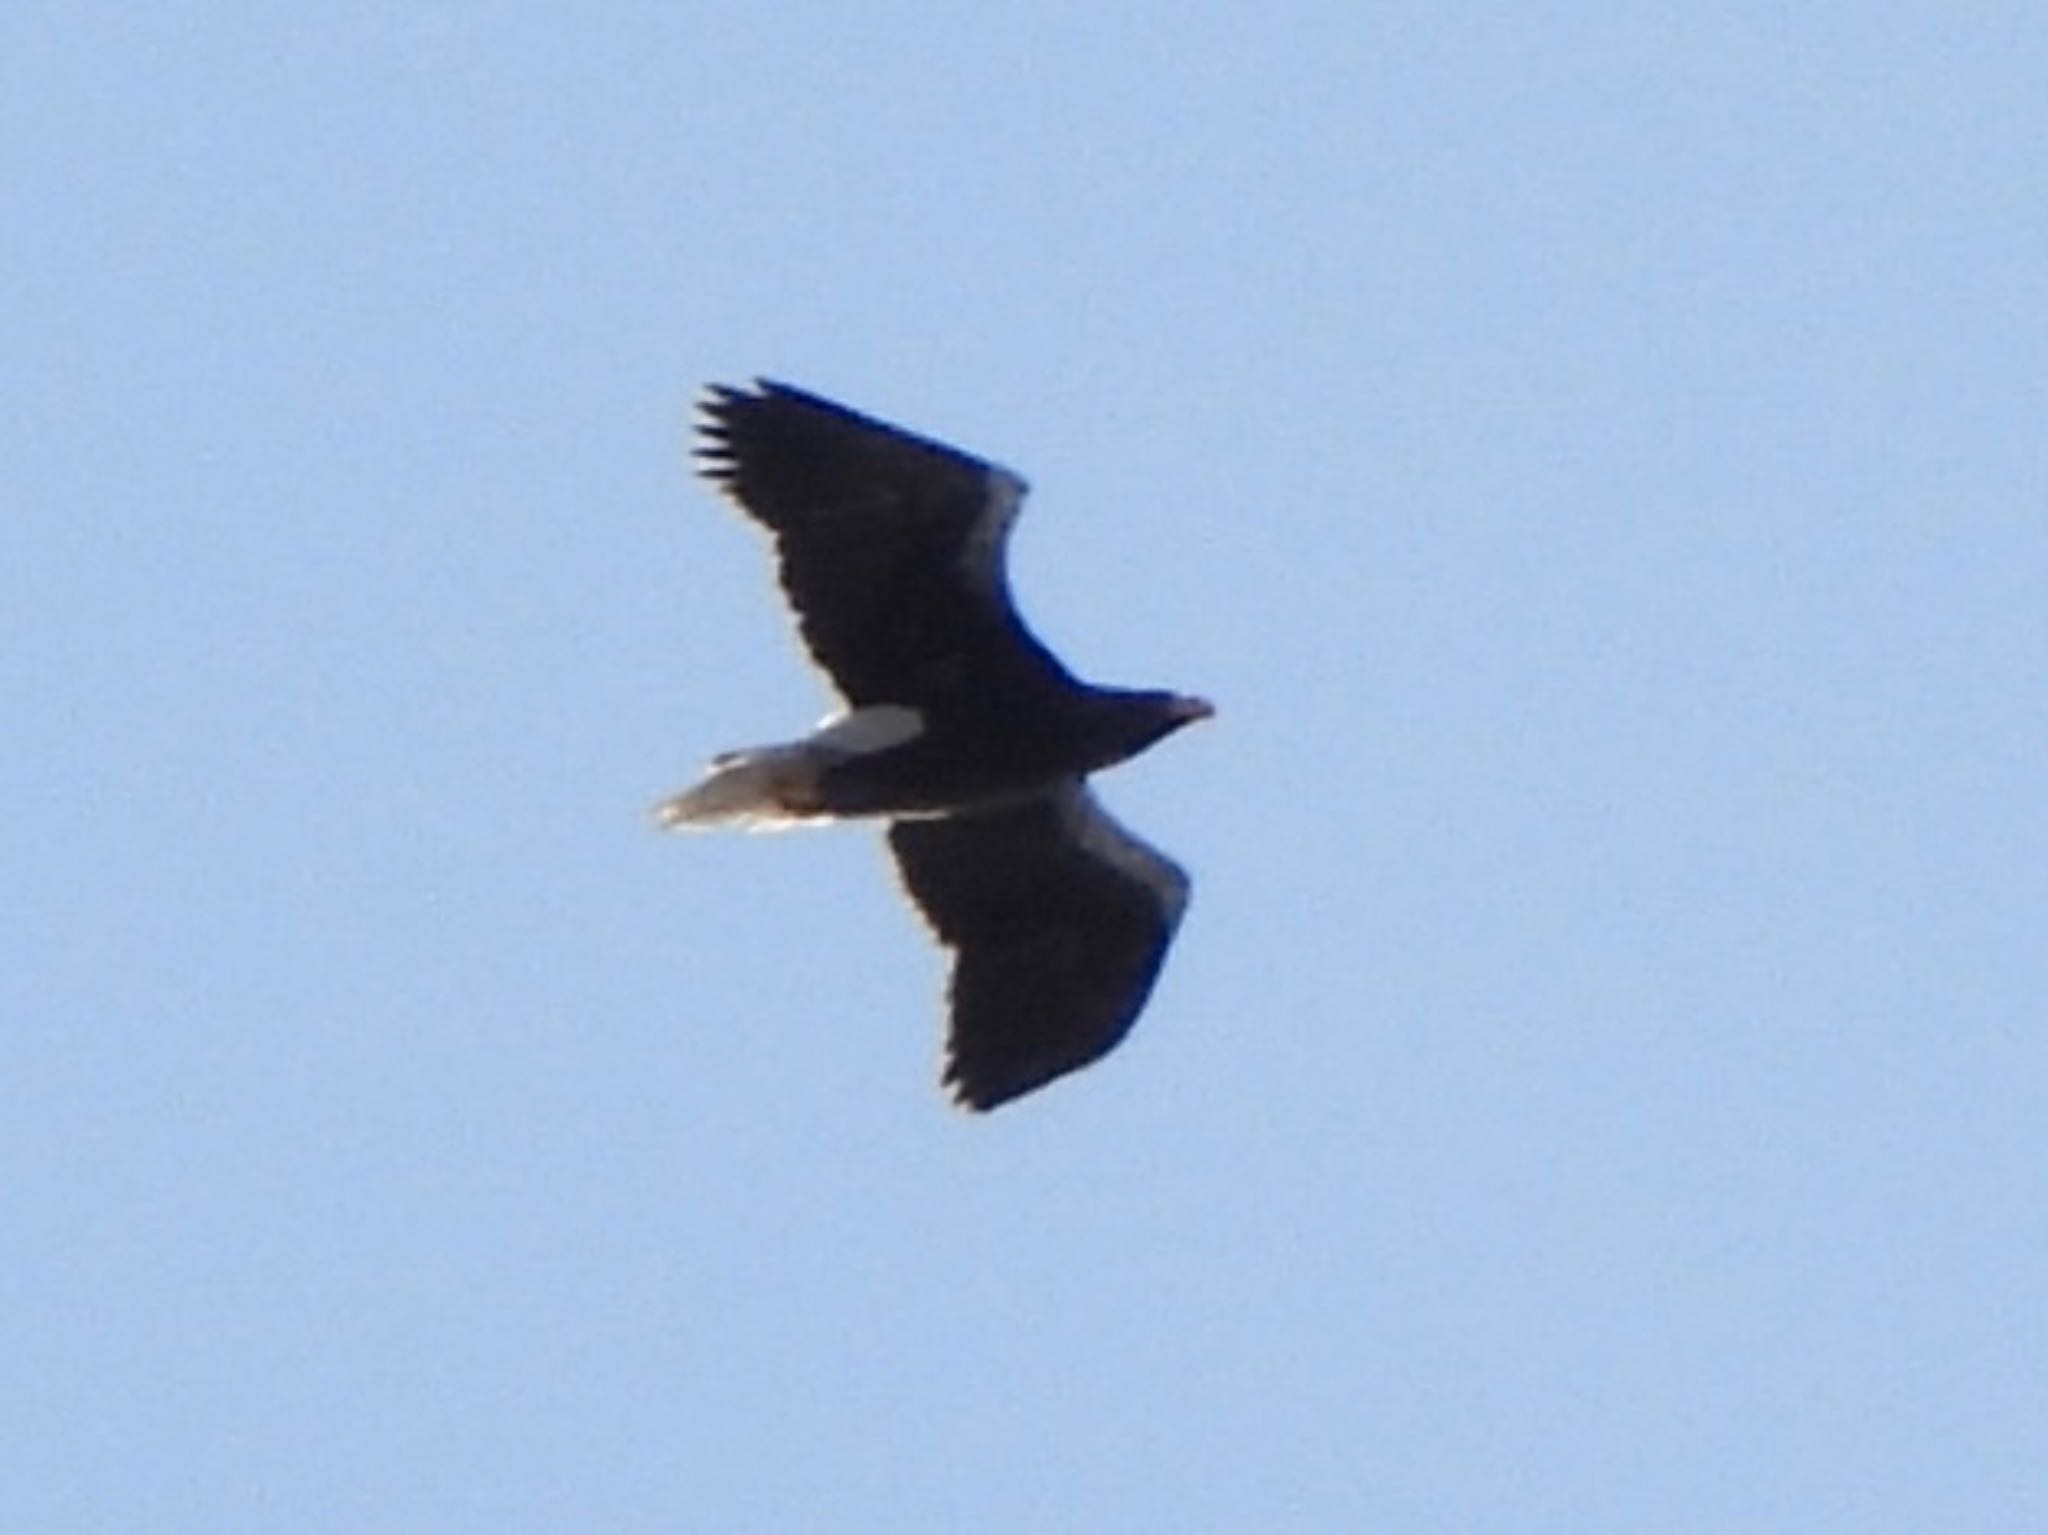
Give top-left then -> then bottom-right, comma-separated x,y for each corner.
887,784 -> 1192,1110
697,381 -> 1076,710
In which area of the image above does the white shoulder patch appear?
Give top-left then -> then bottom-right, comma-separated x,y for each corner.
810,703 -> 925,757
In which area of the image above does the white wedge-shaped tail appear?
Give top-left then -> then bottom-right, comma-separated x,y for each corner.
651,743 -> 825,830
652,704 -> 926,831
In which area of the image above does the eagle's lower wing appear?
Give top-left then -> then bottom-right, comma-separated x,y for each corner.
887,785 -> 1192,1110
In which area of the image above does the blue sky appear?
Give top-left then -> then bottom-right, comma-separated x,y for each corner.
5,4 -> 2044,1530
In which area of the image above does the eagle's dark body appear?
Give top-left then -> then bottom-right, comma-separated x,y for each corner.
806,683 -> 1201,821
656,381 -> 1210,1110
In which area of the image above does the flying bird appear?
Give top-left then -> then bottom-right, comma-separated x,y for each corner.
655,381 -> 1212,1110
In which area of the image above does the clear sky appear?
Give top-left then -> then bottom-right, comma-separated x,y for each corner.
6,4 -> 2044,1530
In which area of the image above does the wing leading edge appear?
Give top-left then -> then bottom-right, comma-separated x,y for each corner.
887,785 -> 1191,1110
696,381 -> 1074,710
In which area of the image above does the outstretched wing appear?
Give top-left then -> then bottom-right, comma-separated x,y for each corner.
696,381 -> 1075,710
887,785 -> 1192,1110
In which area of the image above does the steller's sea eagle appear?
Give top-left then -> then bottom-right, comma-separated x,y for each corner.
654,381 -> 1212,1111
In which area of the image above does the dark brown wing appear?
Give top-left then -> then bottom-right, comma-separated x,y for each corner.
696,381 -> 1075,710
887,785 -> 1192,1110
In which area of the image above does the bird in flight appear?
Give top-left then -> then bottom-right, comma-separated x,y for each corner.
655,381 -> 1212,1110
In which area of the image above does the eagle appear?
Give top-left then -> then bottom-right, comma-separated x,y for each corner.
654,381 -> 1212,1111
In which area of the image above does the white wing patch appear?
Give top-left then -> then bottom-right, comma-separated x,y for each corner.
959,463 -> 1028,599
1060,786 -> 1192,926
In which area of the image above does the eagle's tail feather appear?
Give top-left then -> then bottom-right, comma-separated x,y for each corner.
650,745 -> 826,831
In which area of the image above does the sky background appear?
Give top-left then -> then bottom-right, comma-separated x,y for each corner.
5,4 -> 2045,1530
